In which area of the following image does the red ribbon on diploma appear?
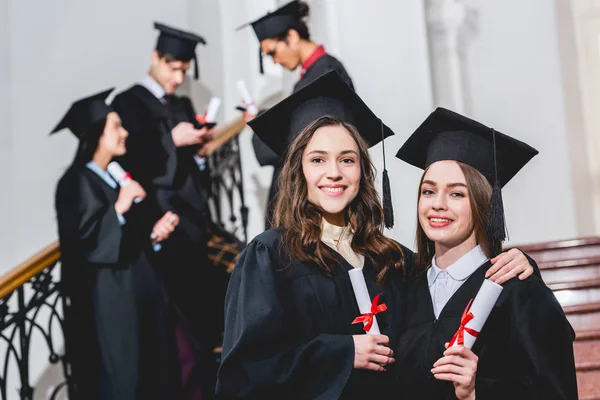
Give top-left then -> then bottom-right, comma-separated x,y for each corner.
352,293 -> 387,333
449,298 -> 479,346
195,114 -> 206,124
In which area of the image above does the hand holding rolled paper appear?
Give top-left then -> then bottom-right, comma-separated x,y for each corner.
236,79 -> 259,115
449,279 -> 503,349
348,268 -> 387,335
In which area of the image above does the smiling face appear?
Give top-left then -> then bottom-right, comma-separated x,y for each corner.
418,160 -> 477,254
302,124 -> 361,226
97,112 -> 128,158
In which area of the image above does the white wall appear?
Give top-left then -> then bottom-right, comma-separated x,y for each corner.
0,0 -> 14,269
461,0 -> 578,246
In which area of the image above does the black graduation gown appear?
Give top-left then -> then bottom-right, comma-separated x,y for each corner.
216,229 -> 411,400
393,261 -> 578,400
111,85 -> 224,395
55,166 -> 176,400
252,54 -> 355,229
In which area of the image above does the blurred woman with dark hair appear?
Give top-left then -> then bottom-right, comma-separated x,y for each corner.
53,89 -> 180,400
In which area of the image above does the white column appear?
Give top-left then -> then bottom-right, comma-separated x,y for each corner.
557,0 -> 600,236
424,0 -> 476,114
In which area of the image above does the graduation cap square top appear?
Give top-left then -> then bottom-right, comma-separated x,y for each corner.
154,22 -> 206,79
236,1 -> 307,73
248,70 -> 394,157
238,0 -> 304,41
395,107 -> 538,188
50,88 -> 115,138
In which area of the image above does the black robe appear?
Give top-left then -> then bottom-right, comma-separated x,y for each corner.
55,165 -> 176,400
111,86 -> 224,396
251,54 -> 354,229
393,261 -> 578,400
216,229 -> 412,400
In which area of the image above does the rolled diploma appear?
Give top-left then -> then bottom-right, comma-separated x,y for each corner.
205,97 -> 221,123
236,79 -> 259,114
451,279 -> 503,349
348,268 -> 380,335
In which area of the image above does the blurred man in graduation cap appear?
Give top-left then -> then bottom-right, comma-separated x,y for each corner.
392,108 -> 577,399
111,22 -> 223,400
53,89 -> 180,399
237,0 -> 355,228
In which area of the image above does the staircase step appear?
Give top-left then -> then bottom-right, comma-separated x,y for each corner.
539,257 -> 600,285
578,369 -> 600,399
511,237 -> 600,263
574,336 -> 600,366
564,302 -> 600,331
577,329 -> 600,341
550,279 -> 600,307
579,376 -> 600,400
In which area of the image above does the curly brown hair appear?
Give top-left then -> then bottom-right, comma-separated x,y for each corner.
415,161 -> 496,270
271,116 -> 404,284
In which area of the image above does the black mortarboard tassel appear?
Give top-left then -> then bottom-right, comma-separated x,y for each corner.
381,120 -> 394,229
259,46 -> 264,74
486,129 -> 507,252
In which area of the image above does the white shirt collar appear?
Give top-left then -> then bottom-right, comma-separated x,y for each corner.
140,73 -> 166,100
428,245 -> 488,287
86,161 -> 117,189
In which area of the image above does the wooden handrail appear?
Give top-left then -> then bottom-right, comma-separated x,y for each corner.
206,116 -> 247,156
0,241 -> 61,299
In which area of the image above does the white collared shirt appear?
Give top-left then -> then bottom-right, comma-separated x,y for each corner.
140,74 -> 166,102
86,161 -> 126,226
427,245 -> 489,318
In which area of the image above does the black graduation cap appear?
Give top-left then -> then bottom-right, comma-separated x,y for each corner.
50,88 -> 114,138
248,70 -> 396,227
154,22 -> 206,80
236,0 -> 304,74
396,107 -> 539,244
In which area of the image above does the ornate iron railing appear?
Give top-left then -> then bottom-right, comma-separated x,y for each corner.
0,242 -> 69,400
0,119 -> 248,399
206,116 -> 249,244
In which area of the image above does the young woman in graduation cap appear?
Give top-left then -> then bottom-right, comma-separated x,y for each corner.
53,89 -> 181,400
215,71 -> 536,400
392,107 -> 578,399
237,0 -> 355,229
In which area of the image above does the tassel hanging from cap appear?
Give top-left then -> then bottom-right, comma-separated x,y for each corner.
380,120 -> 394,229
192,53 -> 199,80
486,129 -> 507,253
259,46 -> 264,74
